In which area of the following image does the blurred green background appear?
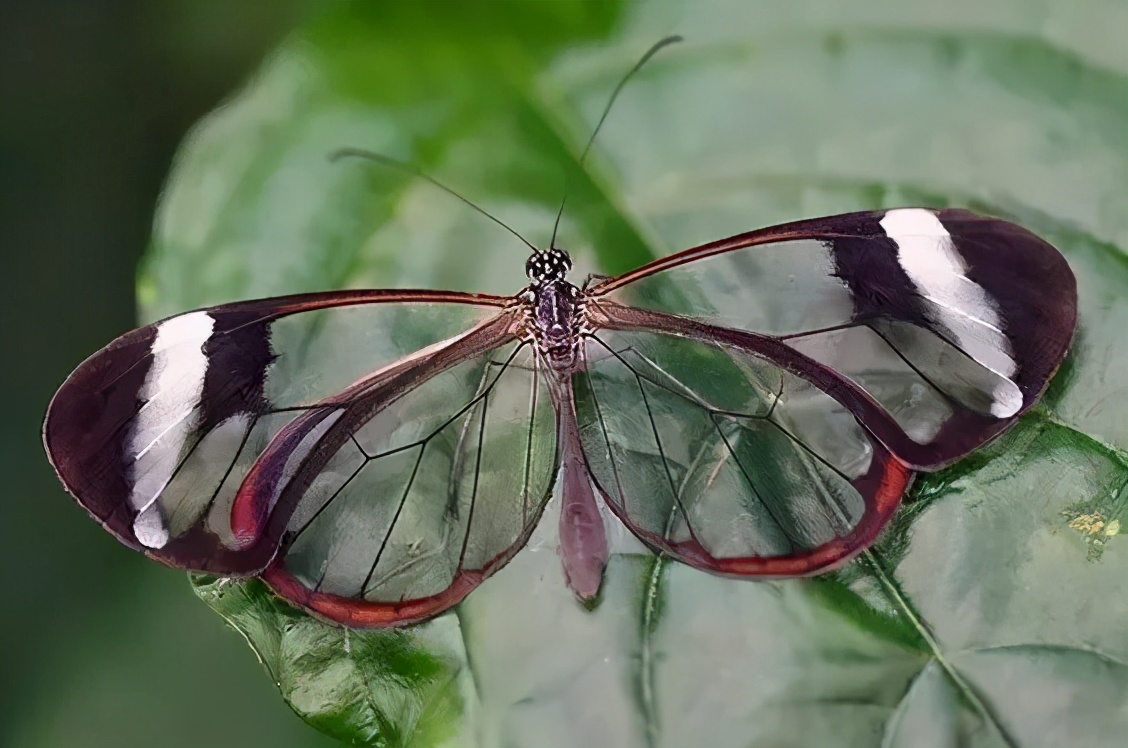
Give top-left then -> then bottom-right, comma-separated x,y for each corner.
1,2 -> 337,746
2,1 -> 1124,747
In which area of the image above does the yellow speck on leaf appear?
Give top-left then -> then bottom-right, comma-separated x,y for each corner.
1062,509 -> 1120,561
1067,513 -> 1106,536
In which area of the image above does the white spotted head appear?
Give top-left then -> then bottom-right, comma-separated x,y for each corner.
526,249 -> 572,285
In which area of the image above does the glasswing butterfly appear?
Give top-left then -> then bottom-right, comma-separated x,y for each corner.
43,37 -> 1077,627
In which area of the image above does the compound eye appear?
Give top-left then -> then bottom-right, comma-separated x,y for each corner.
525,255 -> 541,279
545,250 -> 572,278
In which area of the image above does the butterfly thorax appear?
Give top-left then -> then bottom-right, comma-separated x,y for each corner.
524,249 -> 583,371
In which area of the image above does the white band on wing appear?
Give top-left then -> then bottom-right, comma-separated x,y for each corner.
128,310 -> 215,547
881,209 -> 1021,418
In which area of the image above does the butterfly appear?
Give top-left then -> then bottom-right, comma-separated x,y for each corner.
43,38 -> 1078,628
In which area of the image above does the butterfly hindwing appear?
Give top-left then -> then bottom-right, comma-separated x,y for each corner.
573,329 -> 911,576
255,338 -> 559,626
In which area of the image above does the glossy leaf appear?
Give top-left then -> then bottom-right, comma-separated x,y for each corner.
133,0 -> 1128,745
192,576 -> 472,748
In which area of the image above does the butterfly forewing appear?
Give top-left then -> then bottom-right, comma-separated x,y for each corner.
590,208 -> 1077,469
574,330 -> 910,575
43,290 -> 508,573
257,340 -> 559,626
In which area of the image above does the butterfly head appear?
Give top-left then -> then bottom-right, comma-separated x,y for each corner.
526,248 -> 572,285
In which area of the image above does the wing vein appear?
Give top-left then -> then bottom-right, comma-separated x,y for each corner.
361,443 -> 427,597
289,450 -> 368,543
521,359 -> 539,527
863,322 -> 972,410
309,457 -> 370,592
634,368 -> 704,547
710,414 -> 799,552
759,416 -> 856,488
583,336 -> 631,514
457,389 -> 490,570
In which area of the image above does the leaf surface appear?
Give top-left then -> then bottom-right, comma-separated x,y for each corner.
143,2 -> 1128,745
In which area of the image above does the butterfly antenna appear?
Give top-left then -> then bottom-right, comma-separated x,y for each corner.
549,34 -> 683,249
330,148 -> 539,254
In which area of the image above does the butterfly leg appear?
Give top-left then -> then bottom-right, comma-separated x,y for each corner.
582,273 -> 611,290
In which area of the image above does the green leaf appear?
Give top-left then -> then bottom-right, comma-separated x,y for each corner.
147,1 -> 1128,745
191,576 -> 472,748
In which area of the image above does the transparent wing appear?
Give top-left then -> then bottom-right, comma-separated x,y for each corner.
590,209 -> 1077,468
574,330 -> 911,575
247,340 -> 559,626
43,290 -> 513,573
